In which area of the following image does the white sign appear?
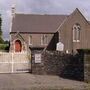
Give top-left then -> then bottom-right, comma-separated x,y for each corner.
56,42 -> 64,51
35,54 -> 41,63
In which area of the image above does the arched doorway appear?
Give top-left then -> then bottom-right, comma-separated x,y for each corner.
15,40 -> 22,52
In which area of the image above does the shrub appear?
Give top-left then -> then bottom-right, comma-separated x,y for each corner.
77,49 -> 90,54
0,44 -> 9,52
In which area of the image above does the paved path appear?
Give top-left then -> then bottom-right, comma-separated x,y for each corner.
0,74 -> 88,90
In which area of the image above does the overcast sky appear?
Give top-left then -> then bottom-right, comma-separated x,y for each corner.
0,0 -> 90,40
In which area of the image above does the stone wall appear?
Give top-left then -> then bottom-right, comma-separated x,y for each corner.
77,49 -> 90,83
31,50 -> 84,81
31,50 -> 44,74
84,53 -> 90,83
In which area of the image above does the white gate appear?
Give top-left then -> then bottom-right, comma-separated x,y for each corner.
0,52 -> 31,73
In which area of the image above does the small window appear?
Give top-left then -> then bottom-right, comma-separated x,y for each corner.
41,34 -> 48,45
29,35 -> 32,45
73,23 -> 81,42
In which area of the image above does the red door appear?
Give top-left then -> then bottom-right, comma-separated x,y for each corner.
15,40 -> 22,52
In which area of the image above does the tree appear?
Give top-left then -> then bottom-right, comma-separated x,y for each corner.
0,15 -> 2,35
0,15 -> 4,43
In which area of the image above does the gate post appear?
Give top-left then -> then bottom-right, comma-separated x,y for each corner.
11,53 -> 14,73
84,53 -> 90,83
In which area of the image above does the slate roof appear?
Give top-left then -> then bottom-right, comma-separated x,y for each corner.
11,14 -> 68,33
88,21 -> 90,24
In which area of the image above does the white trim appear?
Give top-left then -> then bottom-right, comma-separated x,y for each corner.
41,34 -> 48,45
73,40 -> 80,42
13,39 -> 23,53
73,40 -> 77,42
11,53 -> 13,73
56,17 -> 68,32
44,34 -> 48,45
0,62 -> 29,63
77,27 -> 80,41
73,28 -> 76,42
29,35 -> 32,45
41,34 -> 43,45
73,24 -> 81,42
77,40 -> 80,42
0,52 -> 30,73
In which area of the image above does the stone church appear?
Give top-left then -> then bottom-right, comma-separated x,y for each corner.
10,8 -> 90,53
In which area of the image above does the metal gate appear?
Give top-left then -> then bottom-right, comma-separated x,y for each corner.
0,52 -> 31,73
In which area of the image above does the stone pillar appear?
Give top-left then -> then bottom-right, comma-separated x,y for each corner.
9,41 -> 14,52
84,53 -> 90,83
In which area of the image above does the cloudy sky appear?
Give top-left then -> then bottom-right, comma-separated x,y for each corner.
0,0 -> 90,40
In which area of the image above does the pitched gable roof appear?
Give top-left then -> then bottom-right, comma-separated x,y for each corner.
11,32 -> 25,42
88,21 -> 90,24
11,14 -> 68,33
70,8 -> 90,24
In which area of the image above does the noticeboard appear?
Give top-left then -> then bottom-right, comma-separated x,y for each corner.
35,54 -> 41,63
56,42 -> 64,51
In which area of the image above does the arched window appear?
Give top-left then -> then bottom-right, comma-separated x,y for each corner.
73,23 -> 81,42
15,40 -> 22,52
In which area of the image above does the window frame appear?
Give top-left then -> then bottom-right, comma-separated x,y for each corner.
73,23 -> 81,42
41,34 -> 48,45
29,35 -> 32,45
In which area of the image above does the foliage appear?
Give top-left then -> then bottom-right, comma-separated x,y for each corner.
77,49 -> 90,54
0,36 -> 4,43
0,40 -> 10,52
4,40 -> 9,44
0,15 -> 4,44
0,44 -> 9,51
0,15 -> 2,36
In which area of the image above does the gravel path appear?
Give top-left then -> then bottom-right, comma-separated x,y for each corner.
0,73 -> 88,90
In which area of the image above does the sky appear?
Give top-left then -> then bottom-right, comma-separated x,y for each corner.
0,0 -> 90,40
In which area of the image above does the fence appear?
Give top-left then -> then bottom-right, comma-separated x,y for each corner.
0,52 -> 31,73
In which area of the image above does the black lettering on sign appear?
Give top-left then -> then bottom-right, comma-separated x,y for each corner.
16,69 -> 30,71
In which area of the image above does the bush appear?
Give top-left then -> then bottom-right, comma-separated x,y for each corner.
0,44 -> 9,52
77,49 -> 90,54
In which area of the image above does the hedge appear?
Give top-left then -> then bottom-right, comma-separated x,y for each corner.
0,44 -> 9,51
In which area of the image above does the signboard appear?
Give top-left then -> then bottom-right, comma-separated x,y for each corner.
35,54 -> 41,63
56,42 -> 64,51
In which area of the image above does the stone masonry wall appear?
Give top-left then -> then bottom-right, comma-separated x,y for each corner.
31,50 -> 84,81
84,54 -> 90,83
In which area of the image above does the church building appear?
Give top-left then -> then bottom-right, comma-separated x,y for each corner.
10,8 -> 90,53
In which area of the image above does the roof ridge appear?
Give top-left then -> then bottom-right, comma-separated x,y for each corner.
15,13 -> 69,16
12,13 -> 68,33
